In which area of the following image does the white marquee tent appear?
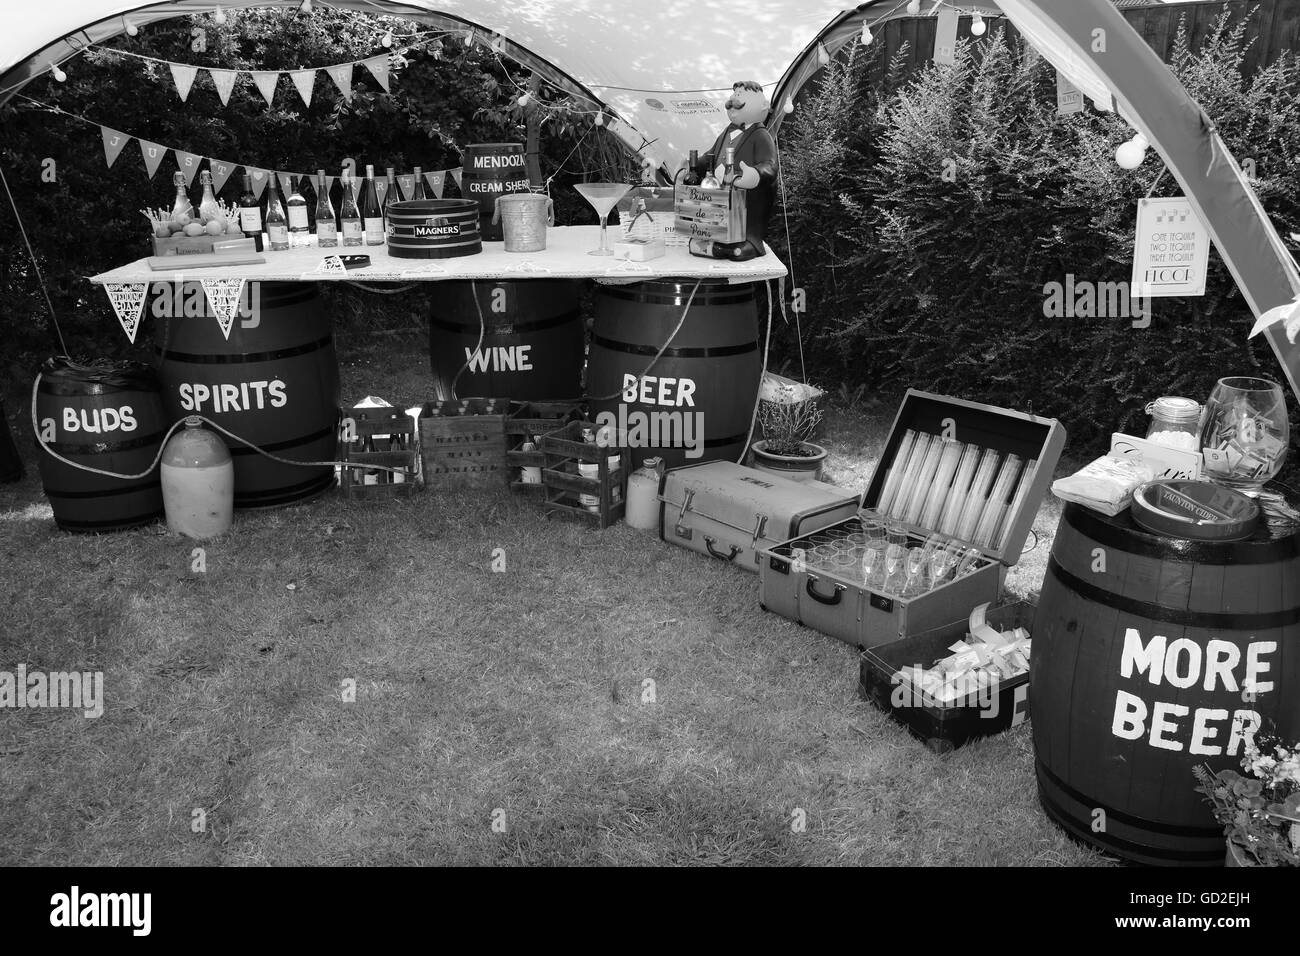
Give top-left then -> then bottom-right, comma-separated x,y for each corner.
1,0 -> 1297,396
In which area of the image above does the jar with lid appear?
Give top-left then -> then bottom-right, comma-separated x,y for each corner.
1145,396 -> 1201,450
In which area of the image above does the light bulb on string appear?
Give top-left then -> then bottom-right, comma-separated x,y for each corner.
50,62 -> 66,82
299,0 -> 312,13
381,30 -> 393,48
1115,133 -> 1149,170
213,5 -> 226,26
906,0 -> 921,14
971,14 -> 986,37
861,22 -> 873,46
782,98 -> 794,115
594,113 -> 605,127
517,92 -> 532,108
816,42 -> 830,66
123,15 -> 138,37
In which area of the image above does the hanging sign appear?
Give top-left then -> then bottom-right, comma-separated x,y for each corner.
1056,71 -> 1084,115
1131,197 -> 1209,298
934,7 -> 960,66
104,283 -> 149,344
201,278 -> 248,340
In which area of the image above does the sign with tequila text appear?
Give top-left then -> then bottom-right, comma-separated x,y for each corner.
1131,197 -> 1209,298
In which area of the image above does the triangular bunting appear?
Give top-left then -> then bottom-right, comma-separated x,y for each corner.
449,167 -> 463,191
139,139 -> 168,179
170,62 -> 198,102
104,283 -> 149,344
426,170 -> 445,199
252,71 -> 279,107
289,69 -> 316,108
101,126 -> 129,168
373,176 -> 388,204
174,150 -> 203,186
396,173 -> 416,200
210,69 -> 238,106
209,159 -> 236,194
246,168 -> 269,200
362,55 -> 390,92
278,171 -> 295,197
314,256 -> 347,275
201,278 -> 248,340
326,63 -> 353,100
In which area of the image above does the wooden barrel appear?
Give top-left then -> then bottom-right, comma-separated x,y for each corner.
34,357 -> 165,532
427,280 -> 583,401
386,199 -> 482,259
587,280 -> 760,469
153,281 -> 339,508
460,143 -> 531,242
1032,501 -> 1300,866
0,397 -> 22,483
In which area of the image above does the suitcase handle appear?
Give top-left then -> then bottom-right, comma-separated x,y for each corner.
704,536 -> 742,562
804,574 -> 846,606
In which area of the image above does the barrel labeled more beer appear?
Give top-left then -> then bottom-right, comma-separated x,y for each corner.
587,280 -> 761,469
386,199 -> 482,259
34,357 -> 166,532
153,281 -> 340,508
460,143 -> 532,242
1032,502 -> 1300,866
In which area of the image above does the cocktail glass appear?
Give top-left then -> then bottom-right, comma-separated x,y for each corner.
574,182 -> 633,256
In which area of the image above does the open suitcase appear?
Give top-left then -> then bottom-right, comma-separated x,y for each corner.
758,389 -> 1066,650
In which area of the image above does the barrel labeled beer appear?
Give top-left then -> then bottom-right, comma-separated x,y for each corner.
386,199 -> 482,259
1032,501 -> 1300,866
34,357 -> 166,532
153,281 -> 339,508
428,280 -> 583,401
460,143 -> 532,242
587,280 -> 761,469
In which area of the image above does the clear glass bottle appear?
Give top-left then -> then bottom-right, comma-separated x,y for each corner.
339,172 -> 363,247
286,175 -> 310,247
197,170 -> 222,224
314,170 -> 336,248
170,171 -> 194,221
411,165 -> 427,201
264,179 -> 289,251
238,173 -> 263,251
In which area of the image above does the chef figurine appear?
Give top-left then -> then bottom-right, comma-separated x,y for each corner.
682,80 -> 778,262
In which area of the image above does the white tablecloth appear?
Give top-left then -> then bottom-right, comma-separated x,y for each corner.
88,225 -> 787,286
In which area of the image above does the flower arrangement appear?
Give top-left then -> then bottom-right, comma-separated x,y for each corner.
757,382 -> 824,457
1195,728 -> 1300,866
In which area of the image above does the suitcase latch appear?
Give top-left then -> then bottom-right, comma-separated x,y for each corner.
751,513 -> 768,543
677,488 -> 695,523
869,593 -> 894,613
674,524 -> 693,541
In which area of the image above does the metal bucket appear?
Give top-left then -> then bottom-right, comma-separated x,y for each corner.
493,193 -> 553,253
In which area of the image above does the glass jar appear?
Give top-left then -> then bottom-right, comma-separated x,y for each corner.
1145,396 -> 1201,451
1198,377 -> 1290,494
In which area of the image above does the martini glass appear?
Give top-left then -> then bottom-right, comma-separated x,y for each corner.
574,182 -> 633,256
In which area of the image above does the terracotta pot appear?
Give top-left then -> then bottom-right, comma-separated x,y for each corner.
749,440 -> 827,482
1225,839 -> 1253,867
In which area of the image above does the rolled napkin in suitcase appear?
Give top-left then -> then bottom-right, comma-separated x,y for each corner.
657,461 -> 860,571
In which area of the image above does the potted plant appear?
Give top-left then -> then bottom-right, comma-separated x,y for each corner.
1194,728 -> 1300,867
749,382 -> 827,482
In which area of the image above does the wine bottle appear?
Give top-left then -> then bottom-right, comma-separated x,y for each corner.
238,173 -> 264,251
286,175 -> 310,247
382,166 -> 397,224
314,170 -> 336,248
411,165 -> 427,201
197,170 -> 221,224
339,171 -> 363,247
682,149 -> 702,187
723,146 -> 739,187
265,178 -> 289,251
170,171 -> 194,221
361,164 -> 384,245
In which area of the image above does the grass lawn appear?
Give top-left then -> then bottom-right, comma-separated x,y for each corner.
0,323 -> 1113,866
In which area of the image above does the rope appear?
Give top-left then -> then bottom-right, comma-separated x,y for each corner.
580,279 -> 701,404
30,372 -> 405,480
736,277 -> 775,464
448,278 -> 484,399
773,133 -> 806,383
0,161 -> 68,355
344,281 -> 417,294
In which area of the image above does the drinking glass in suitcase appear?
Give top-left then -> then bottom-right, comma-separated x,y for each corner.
758,389 -> 1065,650
658,461 -> 859,572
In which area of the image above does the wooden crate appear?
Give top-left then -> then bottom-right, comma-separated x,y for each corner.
540,420 -> 630,528
339,405 -> 419,498
418,397 -> 509,485
505,401 -> 585,497
673,184 -> 745,243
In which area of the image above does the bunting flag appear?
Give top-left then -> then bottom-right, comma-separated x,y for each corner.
362,55 -> 390,92
101,126 -> 128,167
934,6 -> 959,66
209,159 -> 236,193
247,168 -> 270,200
373,176 -> 388,204
278,171 -> 295,197
450,167 -> 463,191
326,63 -> 353,101
210,69 -> 238,106
426,170 -> 445,199
170,62 -> 198,102
396,173 -> 416,200
139,139 -> 168,179
104,283 -> 149,344
314,256 -> 348,276
174,150 -> 202,186
289,69 -> 316,108
201,278 -> 248,340
252,71 -> 279,107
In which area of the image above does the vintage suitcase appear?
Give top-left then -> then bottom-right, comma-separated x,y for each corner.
758,389 -> 1066,650
658,461 -> 860,572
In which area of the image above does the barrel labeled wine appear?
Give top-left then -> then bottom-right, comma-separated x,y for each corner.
1032,501 -> 1300,866
153,281 -> 339,508
460,143 -> 532,242
587,280 -> 761,469
34,357 -> 166,532
428,280 -> 583,401
386,199 -> 482,259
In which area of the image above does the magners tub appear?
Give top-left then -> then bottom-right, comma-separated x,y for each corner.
460,143 -> 532,242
